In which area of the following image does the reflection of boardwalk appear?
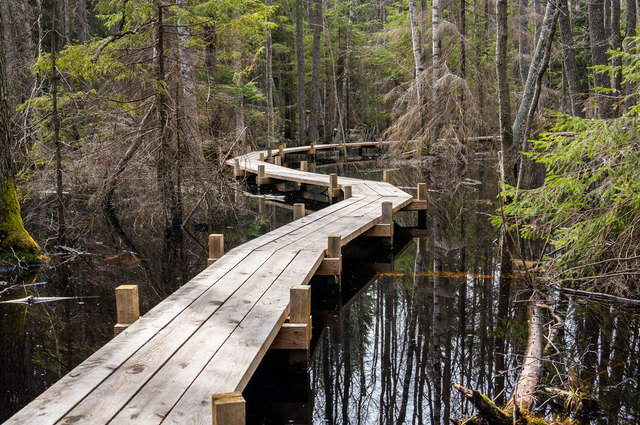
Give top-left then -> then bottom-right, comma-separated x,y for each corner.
7,142 -> 413,424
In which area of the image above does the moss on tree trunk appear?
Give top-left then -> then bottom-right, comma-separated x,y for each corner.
0,179 -> 43,266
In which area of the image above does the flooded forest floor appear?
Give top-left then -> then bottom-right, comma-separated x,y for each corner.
1,150 -> 639,424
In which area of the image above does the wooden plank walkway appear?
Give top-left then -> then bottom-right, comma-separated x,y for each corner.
7,141 -> 413,425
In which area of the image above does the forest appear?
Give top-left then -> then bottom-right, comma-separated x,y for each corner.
1,0 -> 640,423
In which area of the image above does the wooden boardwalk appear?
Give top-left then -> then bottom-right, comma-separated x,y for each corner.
7,142 -> 417,424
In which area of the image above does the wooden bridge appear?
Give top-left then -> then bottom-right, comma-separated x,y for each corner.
7,141 -> 429,424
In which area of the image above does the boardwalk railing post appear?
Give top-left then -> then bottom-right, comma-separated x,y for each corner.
259,152 -> 265,161
343,185 -> 352,199
266,148 -> 272,162
293,203 -> 305,220
212,393 -> 245,425
208,234 -> 224,266
114,285 -> 139,336
257,164 -> 270,186
315,235 -> 342,277
300,160 -> 308,172
275,155 -> 282,166
329,173 -> 339,200
382,170 -> 391,183
258,197 -> 266,214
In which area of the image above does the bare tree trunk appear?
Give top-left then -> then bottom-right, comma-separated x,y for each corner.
341,0 -> 354,141
234,48 -> 246,145
155,1 -> 179,227
0,5 -> 41,263
589,0 -> 614,118
51,0 -> 65,245
495,0 -> 514,406
611,0 -> 623,103
624,0 -> 637,109
176,0 -> 203,161
308,0 -> 322,143
295,0 -> 307,144
265,0 -> 275,144
519,0 -> 531,85
76,0 -> 88,42
512,0 -> 559,152
409,0 -> 424,106
431,0 -> 443,143
558,0 -> 584,117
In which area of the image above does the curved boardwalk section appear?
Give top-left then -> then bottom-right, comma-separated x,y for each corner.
7,142 -> 413,424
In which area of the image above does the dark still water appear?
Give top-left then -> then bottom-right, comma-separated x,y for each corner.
2,155 -> 639,424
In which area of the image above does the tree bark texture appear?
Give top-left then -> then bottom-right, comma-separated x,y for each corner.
558,0 -> 584,117
512,0 -> 559,151
589,0 -> 614,118
308,0 -> 322,143
0,3 -> 41,263
295,0 -> 307,143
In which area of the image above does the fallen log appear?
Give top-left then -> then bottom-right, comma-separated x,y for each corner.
451,384 -> 512,425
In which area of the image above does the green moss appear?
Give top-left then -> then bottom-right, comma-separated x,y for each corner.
0,179 -> 45,266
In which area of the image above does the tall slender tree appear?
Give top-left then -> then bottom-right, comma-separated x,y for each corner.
308,0 -> 323,143
589,0 -> 613,118
295,0 -> 307,143
0,4 -> 41,264
558,0 -> 584,117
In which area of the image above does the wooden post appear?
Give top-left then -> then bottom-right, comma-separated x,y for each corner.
259,152 -> 265,161
381,201 -> 393,224
114,285 -> 139,335
329,173 -> 338,199
267,149 -> 272,162
233,158 -> 245,178
258,197 -> 266,214
290,285 -> 311,325
382,170 -> 391,183
275,155 -> 282,166
293,203 -> 305,220
417,183 -> 427,200
212,393 -> 245,425
208,234 -> 224,266
300,160 -> 308,172
343,185 -> 352,199
327,235 -> 341,258
279,143 -> 284,157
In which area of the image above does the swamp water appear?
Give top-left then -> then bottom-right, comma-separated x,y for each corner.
1,155 -> 639,424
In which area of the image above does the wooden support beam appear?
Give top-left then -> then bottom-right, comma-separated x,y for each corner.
307,142 -> 316,155
363,202 -> 394,238
258,197 -> 266,214
293,203 -> 305,220
317,235 -> 342,276
270,323 -> 310,349
272,285 -> 311,350
400,200 -> 428,211
259,152 -> 265,161
275,156 -> 282,166
114,285 -> 139,335
300,160 -> 308,172
212,393 -> 245,425
279,143 -> 285,157
382,170 -> 391,183
266,149 -> 272,162
316,257 -> 342,275
343,185 -> 352,199
208,234 -> 224,266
